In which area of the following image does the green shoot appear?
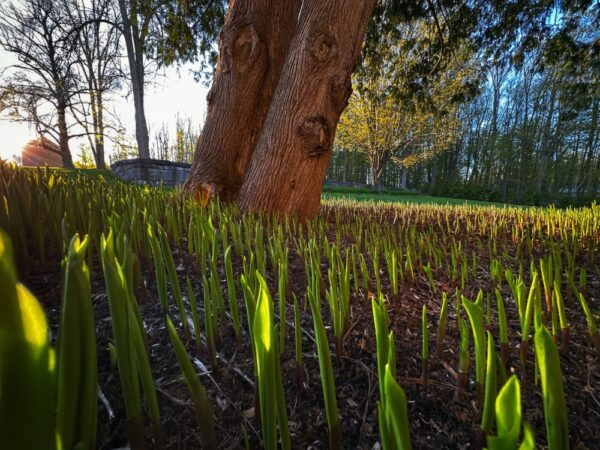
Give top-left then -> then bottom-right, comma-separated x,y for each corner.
422,263 -> 437,295
308,270 -> 341,450
553,278 -> 569,350
100,231 -> 144,449
422,305 -> 429,391
486,376 -> 535,450
0,231 -> 57,450
462,297 -> 485,406
382,362 -> 413,450
158,225 -> 191,341
187,276 -> 202,354
224,246 -> 242,343
202,274 -> 218,374
479,332 -> 497,444
455,318 -> 470,399
520,273 -> 540,374
147,223 -> 168,312
57,235 -> 97,450
165,315 -> 216,450
495,290 -> 509,366
576,292 -> 600,355
435,292 -> 449,362
534,325 -> 569,450
293,293 -> 304,389
253,273 -> 291,450
373,295 -> 412,450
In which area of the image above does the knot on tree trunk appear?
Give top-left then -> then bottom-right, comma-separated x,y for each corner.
219,22 -> 261,74
232,24 -> 260,72
308,31 -> 336,64
298,116 -> 331,158
182,171 -> 219,206
184,181 -> 217,207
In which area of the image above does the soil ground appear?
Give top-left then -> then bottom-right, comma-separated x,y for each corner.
25,208 -> 600,450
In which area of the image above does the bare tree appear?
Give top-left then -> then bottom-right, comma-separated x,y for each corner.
0,0 -> 84,168
114,0 -> 224,159
151,115 -> 200,163
65,0 -> 121,170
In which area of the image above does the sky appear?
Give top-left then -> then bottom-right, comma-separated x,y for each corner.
0,48 -> 209,162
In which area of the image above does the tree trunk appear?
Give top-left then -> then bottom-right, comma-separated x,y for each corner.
118,0 -> 150,160
583,99 -> 598,196
131,59 -> 150,159
368,153 -> 380,190
401,166 -> 408,190
89,82 -> 106,170
236,0 -> 376,218
183,0 -> 302,201
57,106 -> 74,168
536,87 -> 556,194
95,90 -> 106,170
185,0 -> 376,218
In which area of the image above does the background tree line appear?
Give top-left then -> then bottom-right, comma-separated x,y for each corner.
329,1 -> 599,206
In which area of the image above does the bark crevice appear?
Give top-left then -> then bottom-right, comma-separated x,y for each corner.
299,116 -> 331,158
329,75 -> 353,110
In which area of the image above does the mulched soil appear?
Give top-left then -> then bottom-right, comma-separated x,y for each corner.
24,211 -> 600,450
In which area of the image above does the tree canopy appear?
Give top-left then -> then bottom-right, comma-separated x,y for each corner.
337,18 -> 480,188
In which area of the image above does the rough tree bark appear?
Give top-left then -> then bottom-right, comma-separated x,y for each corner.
184,0 -> 376,218
183,0 -> 302,201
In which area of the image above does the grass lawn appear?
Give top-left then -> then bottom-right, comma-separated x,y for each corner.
322,191 -> 517,208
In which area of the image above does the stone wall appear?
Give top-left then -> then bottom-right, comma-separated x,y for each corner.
111,158 -> 190,187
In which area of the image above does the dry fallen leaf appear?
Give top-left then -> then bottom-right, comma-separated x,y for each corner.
242,407 -> 255,419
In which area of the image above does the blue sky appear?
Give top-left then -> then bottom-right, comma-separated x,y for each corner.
0,48 -> 209,162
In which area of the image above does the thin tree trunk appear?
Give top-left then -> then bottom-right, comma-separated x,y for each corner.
132,45 -> 150,159
118,0 -> 150,159
57,106 -> 74,168
536,88 -> 556,194
583,99 -> 598,195
183,0 -> 302,201
370,155 -> 380,190
237,0 -> 377,219
88,79 -> 106,170
95,90 -> 106,169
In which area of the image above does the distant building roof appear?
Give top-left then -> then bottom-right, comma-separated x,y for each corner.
21,137 -> 63,167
